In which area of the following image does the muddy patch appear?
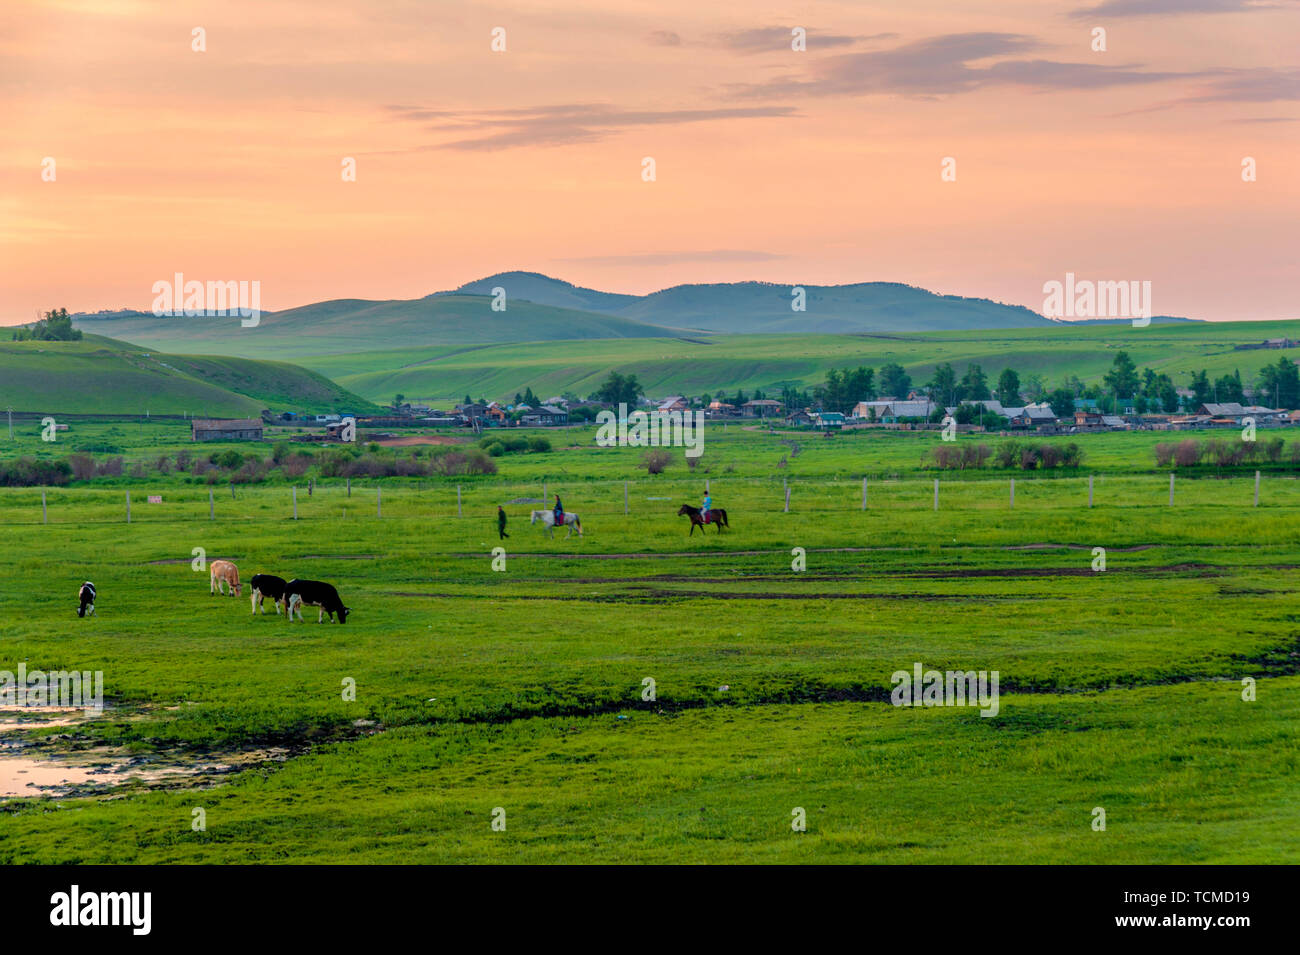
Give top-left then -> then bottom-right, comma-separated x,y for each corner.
1005,543 -> 1156,552
0,708 -> 290,800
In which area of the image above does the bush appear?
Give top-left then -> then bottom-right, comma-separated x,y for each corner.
68,453 -> 95,481
0,456 -> 72,487
527,436 -> 551,453
641,449 -> 671,474
485,442 -> 505,457
1173,439 -> 1201,467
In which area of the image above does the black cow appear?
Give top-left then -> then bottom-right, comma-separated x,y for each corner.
284,579 -> 349,624
250,574 -> 288,616
77,581 -> 96,618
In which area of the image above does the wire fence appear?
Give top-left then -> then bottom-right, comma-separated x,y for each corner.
0,470 -> 1293,526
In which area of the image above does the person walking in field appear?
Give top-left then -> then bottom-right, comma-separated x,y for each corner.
497,505 -> 509,540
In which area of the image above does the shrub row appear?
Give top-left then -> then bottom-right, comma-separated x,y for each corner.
930,441 -> 1084,471
1153,438 -> 1297,468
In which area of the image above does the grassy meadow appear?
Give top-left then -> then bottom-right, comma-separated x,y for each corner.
1,421 -> 1297,862
300,319 -> 1300,405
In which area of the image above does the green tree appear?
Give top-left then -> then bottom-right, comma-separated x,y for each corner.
958,363 -> 990,402
13,307 -> 81,342
878,362 -> 911,398
927,363 -> 957,405
1258,356 -> 1300,408
996,368 -> 1021,406
1103,351 -> 1139,401
1212,370 -> 1244,404
1046,388 -> 1076,418
1188,370 -> 1210,406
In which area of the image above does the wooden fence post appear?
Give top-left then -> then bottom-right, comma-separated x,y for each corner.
126,491 -> 131,523
1010,477 -> 1015,509
933,479 -> 939,511
784,485 -> 791,512
624,481 -> 629,515
1088,474 -> 1094,508
457,485 -> 462,517
1254,470 -> 1261,507
377,486 -> 382,518
1169,472 -> 1175,506
209,487 -> 214,520
292,486 -> 298,520
42,489 -> 47,524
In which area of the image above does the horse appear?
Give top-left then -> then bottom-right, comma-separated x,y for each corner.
677,503 -> 729,535
530,509 -> 583,538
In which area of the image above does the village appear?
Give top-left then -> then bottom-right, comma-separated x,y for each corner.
186,392 -> 1299,443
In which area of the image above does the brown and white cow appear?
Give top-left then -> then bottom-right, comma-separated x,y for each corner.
209,559 -> 241,597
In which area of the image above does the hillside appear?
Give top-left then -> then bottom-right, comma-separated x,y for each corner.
448,273 -> 1056,332
0,335 -> 377,415
307,320 -> 1300,405
72,295 -> 687,359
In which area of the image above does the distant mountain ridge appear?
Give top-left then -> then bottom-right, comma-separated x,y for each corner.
445,272 -> 1056,333
67,271 -> 1205,359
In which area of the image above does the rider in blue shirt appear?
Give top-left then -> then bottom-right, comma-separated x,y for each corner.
553,494 -> 564,526
701,491 -> 711,523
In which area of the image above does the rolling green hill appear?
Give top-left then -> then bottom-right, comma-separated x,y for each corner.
449,271 -> 1060,332
0,335 -> 377,415
72,295 -> 687,358
306,320 -> 1300,405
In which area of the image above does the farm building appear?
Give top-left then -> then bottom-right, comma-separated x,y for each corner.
192,418 -> 263,441
741,399 -> 784,418
810,412 -> 845,430
521,405 -> 569,426
657,396 -> 689,413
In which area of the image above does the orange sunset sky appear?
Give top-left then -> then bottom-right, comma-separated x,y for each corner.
2,0 -> 1297,325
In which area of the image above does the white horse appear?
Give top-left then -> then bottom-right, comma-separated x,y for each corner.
530,509 -> 583,538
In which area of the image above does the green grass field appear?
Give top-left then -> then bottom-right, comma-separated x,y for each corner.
0,336 -> 377,416
300,320 -> 1300,405
1,423 -> 1297,862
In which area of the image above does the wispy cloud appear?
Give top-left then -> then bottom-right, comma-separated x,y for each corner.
558,250 -> 788,266
385,103 -> 799,151
732,32 -> 1191,98
1116,67 -> 1300,113
646,30 -> 682,46
1069,0 -> 1293,18
710,27 -> 897,54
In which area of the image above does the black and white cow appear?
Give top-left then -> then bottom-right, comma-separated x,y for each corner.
249,574 -> 288,615
77,581 -> 96,618
284,579 -> 350,624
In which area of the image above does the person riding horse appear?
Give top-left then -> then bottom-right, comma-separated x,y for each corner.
553,494 -> 564,527
701,490 -> 712,524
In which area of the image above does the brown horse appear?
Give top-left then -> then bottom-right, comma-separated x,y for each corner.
677,503 -> 729,535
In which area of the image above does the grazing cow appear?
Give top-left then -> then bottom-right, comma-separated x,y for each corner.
210,560 -> 241,597
77,581 -> 96,618
249,573 -> 288,615
284,579 -> 349,624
